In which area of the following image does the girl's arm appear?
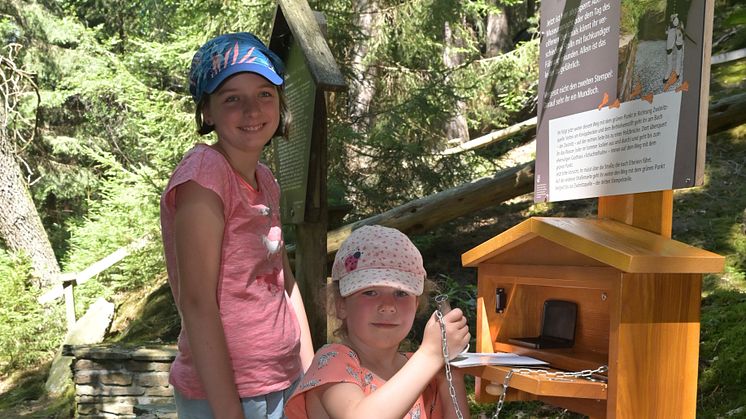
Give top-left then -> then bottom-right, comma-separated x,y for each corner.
308,310 -> 470,419
436,367 -> 471,419
173,181 -> 243,419
283,249 -> 314,371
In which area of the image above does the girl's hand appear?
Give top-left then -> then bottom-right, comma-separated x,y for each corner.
421,309 -> 470,362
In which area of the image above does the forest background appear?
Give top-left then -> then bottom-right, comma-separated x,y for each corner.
0,0 -> 744,417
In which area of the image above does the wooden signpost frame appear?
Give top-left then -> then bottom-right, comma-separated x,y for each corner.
461,0 -> 722,415
270,0 -> 345,348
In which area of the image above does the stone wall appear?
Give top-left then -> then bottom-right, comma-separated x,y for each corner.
63,344 -> 177,419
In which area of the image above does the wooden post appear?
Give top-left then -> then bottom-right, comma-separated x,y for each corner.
597,190 -> 673,237
294,90 -> 329,349
271,1 -> 345,349
599,190 -> 696,418
64,282 -> 76,328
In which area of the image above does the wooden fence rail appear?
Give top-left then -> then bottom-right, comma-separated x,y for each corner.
38,236 -> 150,327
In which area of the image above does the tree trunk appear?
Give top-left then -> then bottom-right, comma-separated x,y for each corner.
443,19 -> 470,144
1,48 -> 61,289
0,139 -> 60,289
486,4 -> 511,57
327,161 -> 535,254
348,0 -> 381,134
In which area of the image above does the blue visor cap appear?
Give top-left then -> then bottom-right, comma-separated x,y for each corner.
189,32 -> 285,103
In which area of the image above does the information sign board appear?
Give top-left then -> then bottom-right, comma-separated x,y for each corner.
273,43 -> 317,223
535,0 -> 713,202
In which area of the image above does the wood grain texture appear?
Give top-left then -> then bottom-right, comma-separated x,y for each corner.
272,0 -> 346,91
462,217 -> 725,273
478,365 -> 608,399
463,216 -> 718,418
608,273 -> 702,419
597,190 -> 673,237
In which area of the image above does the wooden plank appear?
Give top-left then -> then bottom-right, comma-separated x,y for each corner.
598,190 -> 673,237
696,0 -> 715,186
475,237 -> 608,268
462,218 -> 536,267
294,90 -> 329,348
535,217 -> 724,273
441,117 -> 537,155
609,273 -> 701,419
463,217 -> 724,273
274,0 -> 345,91
328,161 -> 535,254
707,92 -> 746,134
64,283 -> 76,328
38,238 -> 149,304
474,296 -> 498,403
711,48 -> 746,64
540,396 -> 607,418
475,365 -> 608,399
484,265 -> 619,288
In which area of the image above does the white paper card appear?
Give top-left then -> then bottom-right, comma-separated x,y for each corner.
449,352 -> 550,368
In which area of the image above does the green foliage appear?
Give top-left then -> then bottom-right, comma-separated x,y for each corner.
0,251 -> 64,375
460,39 -> 539,131
620,0 -> 666,37
672,125 -> 746,293
432,273 -> 477,339
62,160 -> 165,316
713,0 -> 746,54
1,0 -> 744,417
316,0 -> 540,217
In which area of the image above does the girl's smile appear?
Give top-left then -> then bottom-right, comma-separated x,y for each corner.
202,72 -> 280,157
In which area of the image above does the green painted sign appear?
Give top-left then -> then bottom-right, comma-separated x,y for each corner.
273,43 -> 317,224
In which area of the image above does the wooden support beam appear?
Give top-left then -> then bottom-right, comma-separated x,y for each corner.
597,190 -> 673,237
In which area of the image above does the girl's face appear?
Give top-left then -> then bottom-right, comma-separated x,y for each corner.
202,72 -> 280,156
337,286 -> 418,351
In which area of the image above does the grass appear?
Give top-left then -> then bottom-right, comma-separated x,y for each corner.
0,364 -> 74,418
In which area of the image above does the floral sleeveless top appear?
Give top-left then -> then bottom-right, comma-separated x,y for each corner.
285,343 -> 443,419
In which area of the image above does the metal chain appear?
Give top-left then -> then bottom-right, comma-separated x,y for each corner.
435,308 -> 465,419
491,364 -> 609,418
494,369 -> 514,418
433,294 -> 607,419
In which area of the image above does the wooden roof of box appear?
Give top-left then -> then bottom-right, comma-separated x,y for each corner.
462,217 -> 725,273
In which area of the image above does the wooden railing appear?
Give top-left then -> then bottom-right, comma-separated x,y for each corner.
38,236 -> 150,328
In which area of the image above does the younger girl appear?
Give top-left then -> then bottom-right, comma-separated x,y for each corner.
285,225 -> 471,419
160,32 -> 313,419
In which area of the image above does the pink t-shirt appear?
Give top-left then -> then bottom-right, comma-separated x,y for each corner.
285,343 -> 443,419
160,144 -> 301,399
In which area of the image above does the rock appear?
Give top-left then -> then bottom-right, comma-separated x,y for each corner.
45,298 -> 115,397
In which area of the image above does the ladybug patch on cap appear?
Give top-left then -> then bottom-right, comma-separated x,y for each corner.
344,251 -> 362,272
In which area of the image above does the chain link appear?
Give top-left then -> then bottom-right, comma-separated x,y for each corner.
435,308 -> 465,419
